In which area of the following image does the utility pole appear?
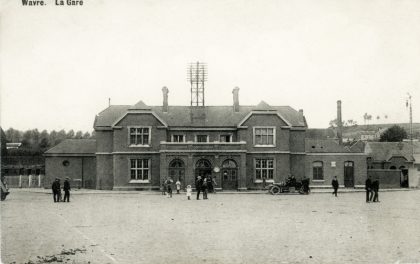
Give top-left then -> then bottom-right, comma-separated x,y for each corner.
406,93 -> 413,157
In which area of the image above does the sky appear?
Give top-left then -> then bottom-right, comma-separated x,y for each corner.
1,0 -> 419,132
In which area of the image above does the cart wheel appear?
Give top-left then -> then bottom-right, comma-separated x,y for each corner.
270,186 -> 281,195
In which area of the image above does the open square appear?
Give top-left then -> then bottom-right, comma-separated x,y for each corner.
1,190 -> 420,264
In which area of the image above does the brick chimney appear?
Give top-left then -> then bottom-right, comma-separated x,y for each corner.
232,87 -> 240,112
337,100 -> 343,145
162,86 -> 169,112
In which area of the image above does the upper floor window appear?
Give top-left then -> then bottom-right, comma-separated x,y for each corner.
130,159 -> 150,181
129,127 -> 150,146
220,134 -> 232,142
196,135 -> 208,143
172,135 -> 185,143
312,161 -> 324,180
253,127 -> 275,146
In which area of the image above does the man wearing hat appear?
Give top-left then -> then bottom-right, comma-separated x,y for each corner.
63,177 -> 71,202
51,178 -> 61,202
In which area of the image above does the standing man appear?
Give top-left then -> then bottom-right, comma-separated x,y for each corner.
165,177 -> 173,198
63,177 -> 71,202
365,176 -> 372,203
372,179 -> 380,202
331,176 -> 339,197
51,178 -> 60,202
195,176 -> 203,200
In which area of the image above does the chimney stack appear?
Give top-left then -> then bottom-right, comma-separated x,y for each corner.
162,86 -> 169,112
337,100 -> 343,145
232,87 -> 240,112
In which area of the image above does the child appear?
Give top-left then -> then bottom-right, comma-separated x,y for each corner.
186,185 -> 192,200
176,180 -> 181,194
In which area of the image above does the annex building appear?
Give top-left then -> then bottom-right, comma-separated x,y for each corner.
45,86 -> 368,191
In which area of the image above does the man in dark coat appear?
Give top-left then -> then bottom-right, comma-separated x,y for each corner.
63,177 -> 71,202
372,179 -> 379,202
331,176 -> 339,197
365,176 -> 372,203
202,176 -> 208,199
195,176 -> 203,200
51,178 -> 60,202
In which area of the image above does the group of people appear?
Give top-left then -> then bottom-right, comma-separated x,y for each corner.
161,175 -> 217,200
51,177 -> 71,202
365,176 -> 380,202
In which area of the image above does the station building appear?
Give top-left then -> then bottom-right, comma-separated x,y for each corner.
45,87 -> 368,190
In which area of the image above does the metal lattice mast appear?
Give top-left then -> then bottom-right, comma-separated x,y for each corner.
188,62 -> 207,106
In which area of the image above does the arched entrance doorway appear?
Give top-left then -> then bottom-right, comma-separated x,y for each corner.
169,159 -> 185,184
195,159 -> 212,181
222,159 -> 238,190
399,166 -> 409,188
344,161 -> 354,187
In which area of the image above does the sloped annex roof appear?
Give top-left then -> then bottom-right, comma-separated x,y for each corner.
364,142 -> 418,162
44,139 -> 96,155
94,102 -> 306,128
305,139 -> 358,153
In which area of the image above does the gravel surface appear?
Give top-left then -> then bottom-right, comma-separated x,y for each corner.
2,190 -> 420,264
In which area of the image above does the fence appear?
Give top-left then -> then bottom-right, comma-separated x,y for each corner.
4,175 -> 46,188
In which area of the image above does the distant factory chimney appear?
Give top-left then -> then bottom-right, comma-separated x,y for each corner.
337,100 -> 343,145
162,86 -> 169,112
233,87 -> 240,112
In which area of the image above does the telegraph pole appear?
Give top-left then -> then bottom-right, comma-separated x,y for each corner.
406,93 -> 413,157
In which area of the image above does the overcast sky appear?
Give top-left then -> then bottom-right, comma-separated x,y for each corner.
1,0 -> 419,132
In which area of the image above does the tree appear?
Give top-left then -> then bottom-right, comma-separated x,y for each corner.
82,132 -> 91,138
67,129 -> 75,139
379,125 -> 408,142
75,131 -> 84,139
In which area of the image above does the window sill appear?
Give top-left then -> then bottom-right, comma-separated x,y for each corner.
129,145 -> 151,148
254,145 -> 276,148
129,180 -> 150,184
255,179 -> 274,183
312,180 -> 325,182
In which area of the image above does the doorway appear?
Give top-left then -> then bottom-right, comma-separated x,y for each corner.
399,166 -> 409,188
169,159 -> 185,185
344,161 -> 354,187
222,159 -> 238,190
195,159 -> 212,182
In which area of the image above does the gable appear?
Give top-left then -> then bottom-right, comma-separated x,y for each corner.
239,112 -> 291,127
113,112 -> 167,127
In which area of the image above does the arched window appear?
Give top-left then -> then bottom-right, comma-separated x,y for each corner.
222,159 -> 237,168
169,159 -> 184,168
196,159 -> 211,168
312,161 -> 324,180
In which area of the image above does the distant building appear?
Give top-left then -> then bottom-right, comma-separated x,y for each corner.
360,141 -> 420,188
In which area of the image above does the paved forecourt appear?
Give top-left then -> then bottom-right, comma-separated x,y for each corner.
1,190 -> 420,264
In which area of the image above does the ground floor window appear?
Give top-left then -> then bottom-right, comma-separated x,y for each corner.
255,159 -> 274,180
130,159 -> 150,181
312,161 -> 324,180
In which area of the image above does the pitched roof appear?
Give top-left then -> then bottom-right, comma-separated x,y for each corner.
129,100 -> 151,110
364,142 -> 416,162
44,139 -> 96,155
94,104 -> 306,128
305,139 -> 355,153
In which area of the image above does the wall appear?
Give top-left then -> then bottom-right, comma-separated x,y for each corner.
409,164 -> 420,187
305,154 -> 367,187
45,156 -> 96,189
367,169 -> 401,188
96,155 -> 113,190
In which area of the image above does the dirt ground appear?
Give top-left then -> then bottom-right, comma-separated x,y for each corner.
1,189 -> 420,264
